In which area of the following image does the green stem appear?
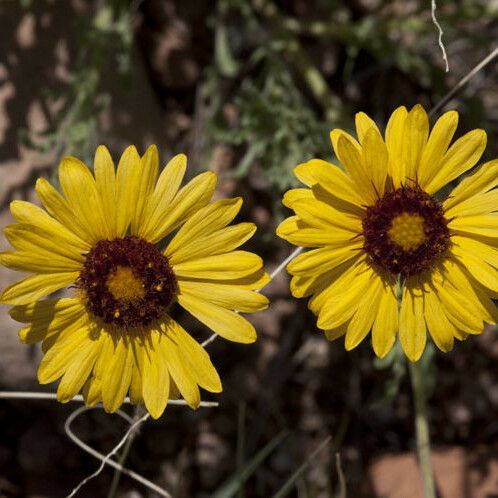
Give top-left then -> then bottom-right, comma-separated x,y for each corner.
408,361 -> 437,498
106,405 -> 143,498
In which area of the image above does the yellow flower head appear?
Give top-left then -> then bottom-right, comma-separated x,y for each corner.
0,145 -> 269,418
277,105 -> 498,361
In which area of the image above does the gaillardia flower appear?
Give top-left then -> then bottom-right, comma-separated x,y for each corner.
277,105 -> 498,361
1,145 -> 268,417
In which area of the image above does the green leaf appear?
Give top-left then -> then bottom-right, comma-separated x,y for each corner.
272,436 -> 332,498
212,430 -> 289,498
215,24 -> 240,78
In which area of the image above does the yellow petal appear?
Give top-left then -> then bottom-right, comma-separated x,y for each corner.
290,272 -> 332,299
330,128 -> 361,155
178,279 -> 268,312
277,217 -> 358,248
161,332 -> 200,409
399,282 -> 426,362
445,189 -> 498,218
452,235 -> 498,268
418,111 -> 458,190
57,338 -> 101,403
38,325 -> 93,384
10,200 -> 90,252
10,297 -> 82,323
345,275 -> 383,350
444,159 -> 498,211
129,365 -> 143,405
294,159 -> 364,209
4,224 -> 85,263
424,129 -> 487,194
139,153 -> 187,235
12,298 -> 86,344
115,145 -> 141,236
448,214 -> 498,238
58,156 -> 111,241
93,145 -> 117,237
211,269 -> 270,290
336,133 -> 377,205
90,331 -> 114,381
385,106 -> 408,187
168,198 -> 242,251
451,243 -> 498,292
316,262 -> 374,330
166,318 -> 222,393
291,198 -> 362,233
131,144 -> 159,234
141,330 -> 170,419
40,313 -> 90,354
167,223 -> 257,265
324,322 -> 348,341
140,171 -> 217,243
401,104 -> 429,183
288,244 -> 362,276
0,248 -> 81,273
355,112 -> 380,143
1,272 -> 78,305
82,376 -> 102,406
173,251 -> 263,280
308,258 -> 363,314
361,126 -> 388,198
424,289 -> 455,353
177,292 -> 256,343
371,280 -> 399,358
35,178 -> 94,244
101,337 -> 134,413
431,274 -> 483,333
282,188 -> 314,208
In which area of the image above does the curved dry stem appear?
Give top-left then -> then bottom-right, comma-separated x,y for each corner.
63,406 -> 174,498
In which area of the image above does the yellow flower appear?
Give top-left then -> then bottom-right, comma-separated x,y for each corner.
277,105 -> 498,361
1,145 -> 269,418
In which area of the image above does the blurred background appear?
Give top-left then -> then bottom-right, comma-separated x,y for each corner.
0,0 -> 497,497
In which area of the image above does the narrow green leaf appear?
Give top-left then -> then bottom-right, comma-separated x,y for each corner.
212,430 -> 289,498
215,24 -> 240,78
272,436 -> 332,498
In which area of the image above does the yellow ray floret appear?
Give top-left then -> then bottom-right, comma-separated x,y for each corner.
278,104 -> 497,361
0,145 -> 269,418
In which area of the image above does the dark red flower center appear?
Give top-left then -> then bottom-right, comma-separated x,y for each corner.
362,185 -> 451,276
78,236 -> 177,327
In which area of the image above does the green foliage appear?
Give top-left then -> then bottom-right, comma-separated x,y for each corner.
373,339 -> 437,409
20,2 -> 134,167
372,340 -> 408,409
212,430 -> 289,498
207,54 -> 332,191
272,436 -> 332,498
204,0 -> 496,196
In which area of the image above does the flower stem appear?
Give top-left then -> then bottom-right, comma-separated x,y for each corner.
106,404 -> 144,498
408,360 -> 437,498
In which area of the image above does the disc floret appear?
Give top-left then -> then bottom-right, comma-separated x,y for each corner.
362,185 -> 451,276
79,236 -> 177,327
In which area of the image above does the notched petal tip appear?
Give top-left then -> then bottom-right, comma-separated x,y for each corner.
410,103 -> 427,114
142,143 -> 159,163
256,293 -> 270,310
